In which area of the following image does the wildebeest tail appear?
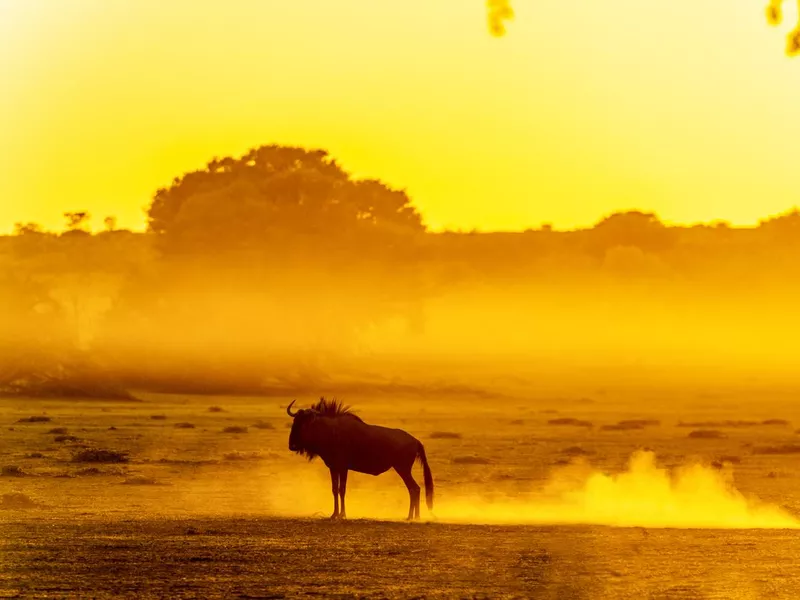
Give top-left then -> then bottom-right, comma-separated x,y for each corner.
417,441 -> 434,510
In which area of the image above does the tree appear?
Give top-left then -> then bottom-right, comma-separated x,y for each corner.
487,0 -> 514,37
494,1 -> 799,55
63,211 -> 91,235
148,144 -> 423,258
767,0 -> 800,56
588,210 -> 676,256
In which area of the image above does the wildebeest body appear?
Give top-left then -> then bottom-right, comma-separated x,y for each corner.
287,398 -> 434,520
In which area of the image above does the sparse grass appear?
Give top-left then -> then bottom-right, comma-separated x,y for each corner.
717,455 -> 742,464
560,446 -> 594,456
430,431 -> 462,440
48,427 -> 68,434
174,422 -> 196,429
752,444 -> 800,455
678,419 -> 789,428
1,465 -> 26,477
75,467 -> 102,476
221,426 -> 248,434
601,423 -> 644,431
688,429 -> 726,439
452,456 -> 492,465
547,418 -> 593,428
678,420 -> 756,428
222,451 -> 263,461
16,416 -> 52,423
71,449 -> 129,463
122,476 -> 159,485
208,406 -> 225,413
251,421 -> 274,430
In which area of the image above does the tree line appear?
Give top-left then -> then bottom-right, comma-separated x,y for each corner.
2,144 -> 799,397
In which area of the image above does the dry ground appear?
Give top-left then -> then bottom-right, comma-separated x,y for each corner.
3,386 -> 800,598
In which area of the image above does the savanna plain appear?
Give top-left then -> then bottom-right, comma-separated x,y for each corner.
4,384 -> 800,599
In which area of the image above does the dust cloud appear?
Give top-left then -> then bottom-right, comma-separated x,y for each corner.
257,451 -> 798,529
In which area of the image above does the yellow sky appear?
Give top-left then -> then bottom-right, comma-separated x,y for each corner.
1,0 -> 799,233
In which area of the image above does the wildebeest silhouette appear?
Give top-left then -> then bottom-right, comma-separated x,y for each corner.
287,397 -> 434,520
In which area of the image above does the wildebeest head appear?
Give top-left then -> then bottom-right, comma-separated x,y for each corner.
286,400 -> 318,456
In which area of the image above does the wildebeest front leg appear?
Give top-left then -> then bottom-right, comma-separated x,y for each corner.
339,469 -> 348,519
329,468 -> 340,519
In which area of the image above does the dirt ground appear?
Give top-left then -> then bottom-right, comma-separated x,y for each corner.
3,387 -> 800,598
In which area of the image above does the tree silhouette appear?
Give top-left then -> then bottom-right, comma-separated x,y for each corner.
148,144 -> 423,258
492,1 -> 799,55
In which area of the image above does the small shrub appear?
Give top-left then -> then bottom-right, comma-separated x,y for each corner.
718,455 -> 742,464
752,444 -> 800,455
47,427 -> 68,435
762,419 -> 790,426
601,423 -> 644,432
561,446 -> 594,457
251,421 -> 274,430
222,426 -> 248,434
1,465 -> 26,477
509,419 -> 525,425
150,415 -> 167,421
174,422 -> 196,429
223,452 -> 262,461
678,420 -> 756,428
17,416 -> 51,423
548,418 -> 593,428
452,456 -> 492,465
75,467 -> 102,476
430,431 -> 462,440
25,452 -> 44,459
108,426 -> 118,431
688,429 -> 725,439
72,449 -> 129,463
208,406 -> 225,413
54,435 -> 79,443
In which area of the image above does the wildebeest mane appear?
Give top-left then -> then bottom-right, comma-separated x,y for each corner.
312,397 -> 363,422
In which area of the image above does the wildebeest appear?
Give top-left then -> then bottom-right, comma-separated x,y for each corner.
287,397 -> 434,520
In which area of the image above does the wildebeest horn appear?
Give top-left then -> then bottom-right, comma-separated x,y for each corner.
286,400 -> 297,417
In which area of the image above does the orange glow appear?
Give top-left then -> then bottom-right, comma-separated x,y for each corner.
1,0 -> 799,233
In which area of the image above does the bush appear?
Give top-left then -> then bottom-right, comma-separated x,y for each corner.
430,431 -> 462,439
150,415 -> 167,421
48,427 -> 68,435
548,418 -> 593,428
17,416 -> 52,423
1,465 -> 26,477
174,422 -> 196,429
208,406 -> 225,413
688,430 -> 725,439
752,444 -> 800,455
72,449 -> 129,463
251,421 -> 274,430
221,426 -> 247,434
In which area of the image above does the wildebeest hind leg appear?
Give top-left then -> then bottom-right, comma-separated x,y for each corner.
395,467 -> 421,520
329,468 -> 340,519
